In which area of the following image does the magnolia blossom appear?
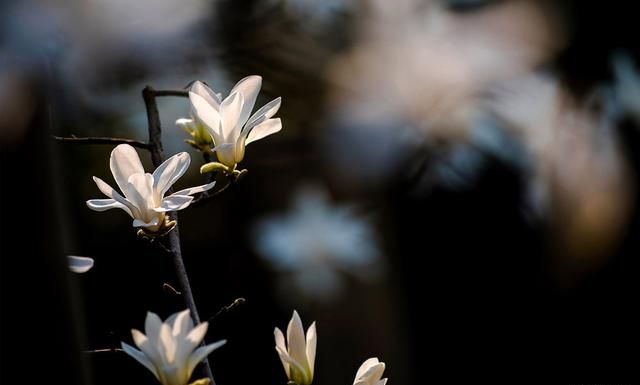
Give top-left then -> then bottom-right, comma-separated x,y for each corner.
254,186 -> 381,299
121,310 -> 226,385
68,256 -> 94,273
353,358 -> 387,385
274,310 -> 316,385
86,144 -> 214,234
178,76 -> 282,169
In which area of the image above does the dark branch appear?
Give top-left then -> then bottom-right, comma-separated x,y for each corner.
52,135 -> 149,149
142,85 -> 217,385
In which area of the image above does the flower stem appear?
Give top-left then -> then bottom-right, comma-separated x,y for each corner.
142,86 -> 217,385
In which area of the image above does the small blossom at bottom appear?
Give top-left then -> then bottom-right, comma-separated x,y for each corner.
121,310 -> 226,385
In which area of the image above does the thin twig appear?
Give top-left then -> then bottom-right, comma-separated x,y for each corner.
84,348 -> 123,354
192,179 -> 233,207
53,135 -> 149,149
206,298 -> 246,324
142,86 -> 216,385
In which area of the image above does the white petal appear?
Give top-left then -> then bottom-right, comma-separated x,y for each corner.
132,216 -> 161,229
220,92 -> 244,141
172,181 -> 216,197
176,118 -> 196,133
186,322 -> 208,345
190,81 -> 221,110
121,342 -> 159,380
274,328 -> 289,377
286,311 -> 308,372
186,340 -> 226,379
246,118 -> 282,145
355,358 -> 380,380
275,346 -> 306,380
159,323 -> 177,363
109,144 -> 145,195
152,152 -> 191,199
124,173 -> 155,213
132,328 -> 163,371
145,312 -> 164,342
356,361 -> 385,384
212,143 -> 237,167
190,91 -> 223,144
86,198 -> 132,216
68,256 -> 94,273
170,310 -> 193,337
375,379 -> 388,385
155,195 -> 194,212
305,322 -> 317,373
230,75 -> 262,127
243,97 -> 281,135
91,177 -> 137,217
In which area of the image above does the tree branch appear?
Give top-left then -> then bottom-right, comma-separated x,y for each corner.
142,85 -> 217,385
52,135 -> 149,149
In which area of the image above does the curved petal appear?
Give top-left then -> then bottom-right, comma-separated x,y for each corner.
220,92 -> 244,142
92,177 -> 138,217
356,358 -> 380,380
190,81 -> 221,111
152,152 -> 191,199
68,256 -> 94,273
186,340 -> 227,379
121,342 -> 160,380
275,346 -> 306,381
243,97 -> 281,136
86,198 -> 133,217
110,144 -> 145,195
286,311 -> 308,371
124,173 -> 155,213
230,75 -> 262,127
274,328 -> 290,377
305,322 -> 317,372
375,379 -> 388,385
172,181 -> 216,197
246,118 -> 282,145
131,328 -> 163,370
186,322 -> 208,345
190,91 -> 223,144
155,195 -> 194,212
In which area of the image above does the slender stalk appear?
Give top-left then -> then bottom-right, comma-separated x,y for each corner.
142,86 -> 216,385
52,135 -> 149,149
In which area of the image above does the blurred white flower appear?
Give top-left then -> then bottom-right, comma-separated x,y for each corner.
254,186 -> 381,299
67,256 -> 94,273
86,144 -> 214,235
182,77 -> 282,170
353,358 -> 387,385
612,53 -> 640,123
121,310 -> 226,385
274,310 -> 316,385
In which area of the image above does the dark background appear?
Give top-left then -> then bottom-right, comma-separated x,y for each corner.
2,0 -> 640,384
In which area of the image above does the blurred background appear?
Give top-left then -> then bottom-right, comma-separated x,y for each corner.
2,0 -> 640,383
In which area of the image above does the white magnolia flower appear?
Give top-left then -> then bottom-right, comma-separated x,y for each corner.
68,256 -> 94,273
353,358 -> 387,385
254,186 -> 381,299
179,76 -> 282,169
274,310 -> 316,385
121,310 -> 226,385
86,144 -> 214,235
